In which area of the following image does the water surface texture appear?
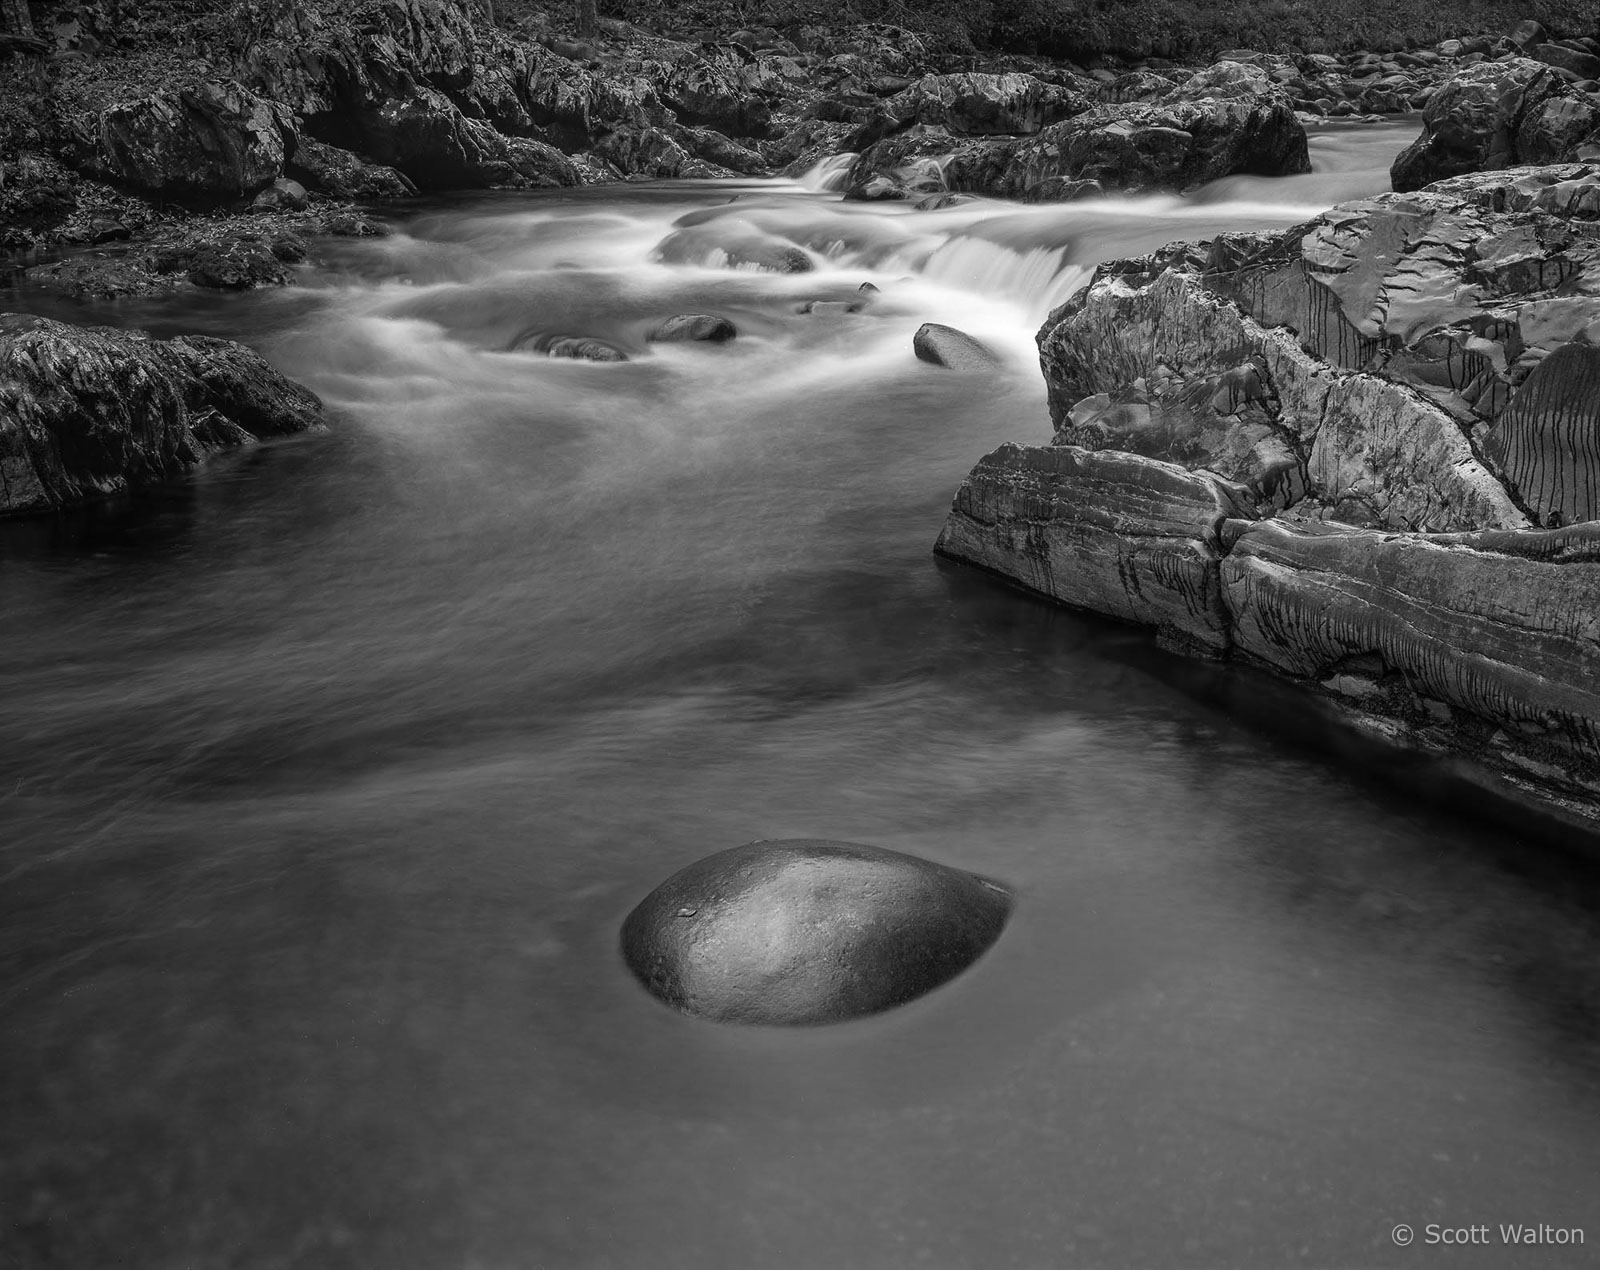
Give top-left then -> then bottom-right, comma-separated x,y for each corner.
4,123 -> 1600,1269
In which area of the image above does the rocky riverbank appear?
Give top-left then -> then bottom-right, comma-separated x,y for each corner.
936,155 -> 1600,829
4,2 -> 1596,296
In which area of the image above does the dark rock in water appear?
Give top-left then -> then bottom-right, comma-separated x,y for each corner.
843,174 -> 910,201
653,221 -> 814,273
0,313 -> 324,516
914,323 -> 1001,370
287,138 -> 417,201
620,839 -> 1010,1025
512,332 -> 629,362
912,191 -> 975,210
650,314 -> 738,344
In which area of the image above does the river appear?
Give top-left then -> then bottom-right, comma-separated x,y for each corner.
3,121 -> 1599,1269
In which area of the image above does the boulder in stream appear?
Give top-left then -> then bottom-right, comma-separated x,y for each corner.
649,314 -> 738,344
914,323 -> 1002,371
621,839 -> 1010,1025
0,313 -> 324,516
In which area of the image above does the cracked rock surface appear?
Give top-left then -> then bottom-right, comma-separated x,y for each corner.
938,163 -> 1600,823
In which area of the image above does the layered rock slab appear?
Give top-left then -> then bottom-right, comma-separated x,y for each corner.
934,443 -> 1245,655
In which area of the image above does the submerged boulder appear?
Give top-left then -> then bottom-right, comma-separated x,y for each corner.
649,314 -> 738,343
511,332 -> 628,362
914,323 -> 1002,371
0,313 -> 324,516
621,839 -> 1010,1025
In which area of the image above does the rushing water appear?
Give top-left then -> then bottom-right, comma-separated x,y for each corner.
4,122 -> 1600,1269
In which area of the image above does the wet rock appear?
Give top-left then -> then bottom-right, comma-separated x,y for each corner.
177,236 -> 297,290
935,443 -> 1246,655
653,219 -> 813,273
250,177 -> 308,213
650,314 -> 737,343
620,839 -> 1010,1025
843,174 -> 911,201
0,313 -> 324,516
913,323 -> 1002,371
886,71 -> 1089,136
1223,517 -> 1600,774
512,332 -> 628,362
1001,61 -> 1310,197
287,138 -> 417,201
1390,59 -> 1596,190
1533,43 -> 1600,82
73,80 -> 293,204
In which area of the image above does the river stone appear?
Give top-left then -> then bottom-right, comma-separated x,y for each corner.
622,840 -> 1009,1024
914,323 -> 1001,370
512,332 -> 628,362
650,314 -> 738,343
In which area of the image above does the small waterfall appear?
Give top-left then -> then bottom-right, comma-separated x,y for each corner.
797,153 -> 858,193
910,236 -> 1088,317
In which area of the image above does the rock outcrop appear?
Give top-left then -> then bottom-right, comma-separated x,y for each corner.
937,164 -> 1600,821
621,839 -> 1010,1025
71,80 -> 296,205
0,314 -> 325,516
1391,57 -> 1600,191
848,60 -> 1310,200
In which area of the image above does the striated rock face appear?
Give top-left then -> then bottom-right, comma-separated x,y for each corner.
621,839 -> 1010,1025
935,443 -> 1245,655
1390,58 -> 1600,192
937,163 -> 1600,821
0,314 -> 324,516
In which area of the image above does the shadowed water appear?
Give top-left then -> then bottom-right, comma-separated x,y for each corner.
3,121 -> 1600,1269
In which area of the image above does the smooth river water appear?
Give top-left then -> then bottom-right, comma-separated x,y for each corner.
4,122 -> 1600,1269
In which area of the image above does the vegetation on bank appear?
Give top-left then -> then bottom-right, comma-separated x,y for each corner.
602,0 -> 1597,57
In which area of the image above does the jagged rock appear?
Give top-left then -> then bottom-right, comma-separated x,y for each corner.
847,123 -> 959,193
844,174 -> 912,201
73,80 -> 293,204
172,236 -> 298,290
621,839 -> 1010,1025
1390,58 -> 1598,190
595,125 -> 696,179
240,0 -> 579,190
0,313 -> 323,515
1042,264 -> 1525,530
994,61 -> 1310,197
1205,164 -> 1600,526
934,443 -> 1247,655
677,126 -> 769,175
937,161 -> 1600,820
882,71 -> 1089,136
287,138 -> 417,200
913,323 -> 1001,371
650,314 -> 737,343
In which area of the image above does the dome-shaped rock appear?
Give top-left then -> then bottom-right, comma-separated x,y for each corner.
621,839 -> 1010,1025
914,322 -> 1002,371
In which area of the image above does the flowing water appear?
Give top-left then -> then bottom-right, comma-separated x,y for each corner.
4,122 -> 1600,1269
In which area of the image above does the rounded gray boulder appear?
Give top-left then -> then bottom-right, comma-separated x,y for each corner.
621,839 -> 1010,1025
914,322 -> 1002,371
